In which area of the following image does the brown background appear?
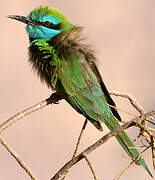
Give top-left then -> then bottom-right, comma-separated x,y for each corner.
0,0 -> 155,179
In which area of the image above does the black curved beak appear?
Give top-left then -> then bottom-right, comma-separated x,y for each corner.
8,15 -> 37,26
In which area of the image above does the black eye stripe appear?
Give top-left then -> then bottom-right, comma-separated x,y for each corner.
40,21 -> 61,30
49,23 -> 61,30
28,18 -> 61,30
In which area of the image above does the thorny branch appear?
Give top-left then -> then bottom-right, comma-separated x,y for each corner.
0,91 -> 154,180
114,146 -> 151,180
109,91 -> 154,137
61,119 -> 88,180
83,153 -> 98,180
109,91 -> 146,115
50,111 -> 155,180
0,92 -> 62,134
0,137 -> 37,180
0,92 -> 62,180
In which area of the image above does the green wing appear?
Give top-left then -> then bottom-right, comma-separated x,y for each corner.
60,53 -> 112,130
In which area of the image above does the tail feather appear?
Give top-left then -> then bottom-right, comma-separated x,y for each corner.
103,115 -> 153,177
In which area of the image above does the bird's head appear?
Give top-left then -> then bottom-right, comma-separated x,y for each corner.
8,6 -> 74,40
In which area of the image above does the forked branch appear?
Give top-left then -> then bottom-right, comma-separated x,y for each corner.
0,91 -> 154,180
50,111 -> 155,180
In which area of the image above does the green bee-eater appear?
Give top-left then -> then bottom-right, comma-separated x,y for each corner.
8,6 -> 152,177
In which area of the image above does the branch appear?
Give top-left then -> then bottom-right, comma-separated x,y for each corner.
50,111 -> 155,180
83,154 -> 98,180
0,137 -> 37,180
0,93 -> 62,134
114,146 -> 150,180
0,91 -> 154,179
61,119 -> 88,180
109,91 -> 146,115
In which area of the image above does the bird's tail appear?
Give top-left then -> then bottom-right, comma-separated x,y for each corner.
103,115 -> 152,177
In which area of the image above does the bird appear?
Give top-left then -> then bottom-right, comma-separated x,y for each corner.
8,6 -> 152,176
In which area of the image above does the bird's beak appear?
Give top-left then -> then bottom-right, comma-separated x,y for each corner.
8,15 -> 37,26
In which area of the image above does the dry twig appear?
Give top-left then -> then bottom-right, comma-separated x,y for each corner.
0,93 -> 62,134
109,91 -> 146,115
61,119 -> 88,180
83,153 -> 98,180
114,146 -> 151,180
50,111 -> 155,180
0,91 -> 154,179
110,91 -> 154,145
0,137 -> 37,180
151,135 -> 155,170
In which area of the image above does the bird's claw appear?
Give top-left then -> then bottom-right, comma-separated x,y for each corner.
54,101 -> 60,104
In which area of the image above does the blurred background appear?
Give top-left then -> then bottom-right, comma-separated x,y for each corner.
0,0 -> 155,179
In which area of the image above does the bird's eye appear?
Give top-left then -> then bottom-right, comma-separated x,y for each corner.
43,21 -> 51,26
41,21 -> 61,30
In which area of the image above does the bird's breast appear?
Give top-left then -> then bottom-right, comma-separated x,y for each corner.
28,39 -> 61,90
